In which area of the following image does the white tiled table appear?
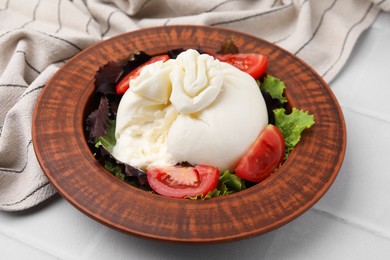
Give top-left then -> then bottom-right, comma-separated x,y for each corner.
1,12 -> 389,260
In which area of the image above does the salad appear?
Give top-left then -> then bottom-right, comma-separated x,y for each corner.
86,39 -> 314,199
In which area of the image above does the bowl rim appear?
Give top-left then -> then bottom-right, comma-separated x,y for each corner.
32,25 -> 346,244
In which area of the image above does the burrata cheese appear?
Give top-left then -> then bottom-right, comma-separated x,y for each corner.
111,49 -> 268,171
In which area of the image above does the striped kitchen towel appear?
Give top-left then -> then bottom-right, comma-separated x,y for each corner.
0,0 -> 389,211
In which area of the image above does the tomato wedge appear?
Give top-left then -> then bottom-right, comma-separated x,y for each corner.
235,124 -> 285,183
115,54 -> 170,94
214,53 -> 268,79
146,165 -> 219,198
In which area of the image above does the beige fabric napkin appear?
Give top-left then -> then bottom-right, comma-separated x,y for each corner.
0,0 -> 388,211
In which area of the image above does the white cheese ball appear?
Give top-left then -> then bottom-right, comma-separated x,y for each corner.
112,49 -> 268,171
167,61 -> 268,170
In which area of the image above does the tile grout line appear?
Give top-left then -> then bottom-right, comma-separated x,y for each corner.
312,206 -> 390,242
340,104 -> 390,123
0,229 -> 71,260
79,227 -> 110,259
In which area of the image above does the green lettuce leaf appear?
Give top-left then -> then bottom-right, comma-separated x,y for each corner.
219,170 -> 246,192
274,108 -> 315,158
260,75 -> 288,104
188,170 -> 246,200
104,161 -> 125,181
94,119 -> 116,153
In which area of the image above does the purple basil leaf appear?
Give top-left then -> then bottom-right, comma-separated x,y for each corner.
94,51 -> 151,96
86,96 -> 110,142
96,146 -> 149,188
120,51 -> 151,78
123,164 -> 148,186
95,61 -> 123,95
107,95 -> 122,119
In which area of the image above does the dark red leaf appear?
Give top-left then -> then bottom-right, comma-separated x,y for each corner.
217,37 -> 239,54
86,96 -> 110,142
95,61 -> 123,95
96,146 -> 149,187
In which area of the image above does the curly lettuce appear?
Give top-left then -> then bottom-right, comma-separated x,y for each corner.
260,75 -> 315,158
260,75 -> 288,104
188,170 -> 246,200
274,108 -> 315,158
94,119 -> 116,153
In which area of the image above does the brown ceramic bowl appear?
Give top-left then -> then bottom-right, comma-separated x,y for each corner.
32,25 -> 346,243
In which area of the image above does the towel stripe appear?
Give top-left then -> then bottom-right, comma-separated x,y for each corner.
0,140 -> 32,173
101,10 -> 121,38
206,0 -> 243,13
377,0 -> 386,5
322,3 -> 374,78
85,17 -> 92,34
80,2 -> 99,36
0,181 -> 51,207
163,18 -> 171,26
16,50 -> 41,74
294,0 -> 338,55
271,0 -> 279,7
21,0 -> 41,28
138,0 -> 153,12
0,84 -> 28,89
0,28 -> 20,39
272,0 -> 309,44
17,85 -> 45,102
273,33 -> 291,44
55,0 -> 62,33
0,28 -> 82,51
32,29 -> 82,51
209,2 -> 292,26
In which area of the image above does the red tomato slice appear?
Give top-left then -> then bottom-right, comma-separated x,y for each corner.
146,165 -> 219,198
235,124 -> 285,183
115,54 -> 170,94
214,53 -> 268,79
